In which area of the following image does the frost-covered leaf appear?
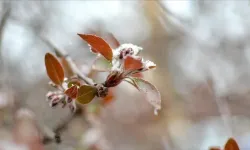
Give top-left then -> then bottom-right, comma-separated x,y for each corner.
224,138 -> 239,150
128,77 -> 161,115
143,60 -> 156,70
92,55 -> 112,72
64,85 -> 78,99
76,85 -> 97,104
44,53 -> 64,85
123,77 -> 139,89
124,56 -> 143,77
78,34 -> 113,61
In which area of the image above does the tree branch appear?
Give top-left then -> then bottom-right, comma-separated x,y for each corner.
39,37 -> 96,145
0,3 -> 11,53
42,108 -> 83,144
0,3 -> 11,85
40,37 -> 95,85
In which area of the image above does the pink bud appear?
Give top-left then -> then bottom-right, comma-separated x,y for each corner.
46,91 -> 55,101
104,71 -> 124,87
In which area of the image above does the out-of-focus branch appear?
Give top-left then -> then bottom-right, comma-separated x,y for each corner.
40,37 -> 94,145
155,0 -> 187,23
0,3 -> 11,53
42,108 -> 83,145
40,37 -> 95,85
0,3 -> 11,85
143,0 -> 190,37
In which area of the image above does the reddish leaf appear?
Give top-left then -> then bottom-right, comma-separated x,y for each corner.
78,34 -> 113,61
45,53 -> 64,85
224,138 -> 239,150
124,56 -> 143,71
64,85 -> 78,99
209,147 -> 221,150
130,77 -> 161,115
83,30 -> 100,53
76,85 -> 97,104
91,47 -> 99,53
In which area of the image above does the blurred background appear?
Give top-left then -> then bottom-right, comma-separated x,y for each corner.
1,0 -> 250,150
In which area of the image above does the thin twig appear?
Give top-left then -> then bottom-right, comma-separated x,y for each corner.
40,37 -> 94,85
42,108 -> 83,144
39,37 -> 95,144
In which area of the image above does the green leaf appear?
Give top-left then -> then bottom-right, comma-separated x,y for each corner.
76,85 -> 97,104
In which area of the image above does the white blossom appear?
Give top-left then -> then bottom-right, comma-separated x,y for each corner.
143,60 -> 156,70
113,43 -> 143,59
111,44 -> 143,71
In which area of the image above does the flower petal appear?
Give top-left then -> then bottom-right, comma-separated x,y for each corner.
113,43 -> 143,58
144,60 -> 156,70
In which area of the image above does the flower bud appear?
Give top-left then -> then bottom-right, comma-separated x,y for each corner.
104,71 -> 124,87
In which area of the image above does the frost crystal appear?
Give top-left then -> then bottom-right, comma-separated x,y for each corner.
112,44 -> 143,71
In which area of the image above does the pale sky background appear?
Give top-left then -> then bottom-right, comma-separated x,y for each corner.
1,1 -> 250,150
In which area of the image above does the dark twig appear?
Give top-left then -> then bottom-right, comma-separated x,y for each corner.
53,108 -> 83,137
42,108 -> 83,144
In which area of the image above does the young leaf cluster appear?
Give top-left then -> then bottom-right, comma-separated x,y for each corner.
44,33 -> 161,114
